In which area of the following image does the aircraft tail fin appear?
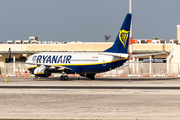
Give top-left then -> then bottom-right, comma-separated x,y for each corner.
104,13 -> 132,53
7,48 -> 11,62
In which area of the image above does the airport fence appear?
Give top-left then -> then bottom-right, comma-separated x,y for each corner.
99,63 -> 180,77
0,63 -> 180,77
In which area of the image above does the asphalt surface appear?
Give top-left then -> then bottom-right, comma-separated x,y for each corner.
1,76 -> 180,88
0,76 -> 180,119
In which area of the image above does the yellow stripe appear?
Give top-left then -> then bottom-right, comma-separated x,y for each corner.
53,57 -> 127,66
27,66 -> 38,70
26,57 -> 127,68
34,73 -> 44,75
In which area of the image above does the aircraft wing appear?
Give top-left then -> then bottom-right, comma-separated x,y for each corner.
130,48 -> 174,60
101,50 -> 172,59
101,48 -> 174,67
15,61 -> 73,71
100,52 -> 165,58
125,48 -> 174,64
129,52 -> 166,57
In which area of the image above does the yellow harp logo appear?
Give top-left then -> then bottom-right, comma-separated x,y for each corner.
119,29 -> 130,48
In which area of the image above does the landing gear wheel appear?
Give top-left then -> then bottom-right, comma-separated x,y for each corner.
60,75 -> 69,81
33,76 -> 38,80
86,74 -> 95,80
64,75 -> 68,80
90,75 -> 95,80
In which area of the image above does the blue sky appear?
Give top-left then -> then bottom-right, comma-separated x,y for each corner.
0,0 -> 180,43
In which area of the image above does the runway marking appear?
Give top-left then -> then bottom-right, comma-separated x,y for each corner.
70,89 -> 122,95
138,107 -> 180,114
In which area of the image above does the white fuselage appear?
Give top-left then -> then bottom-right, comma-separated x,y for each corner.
25,52 -> 127,74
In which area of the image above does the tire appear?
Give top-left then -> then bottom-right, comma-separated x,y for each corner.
64,75 -> 69,81
60,75 -> 68,81
35,76 -> 38,80
86,74 -> 95,80
60,76 -> 64,81
89,75 -> 95,80
45,69 -> 51,77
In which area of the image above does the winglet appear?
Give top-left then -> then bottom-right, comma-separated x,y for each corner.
7,48 -> 11,62
166,48 -> 174,60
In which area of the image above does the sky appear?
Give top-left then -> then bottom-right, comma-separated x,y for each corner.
0,0 -> 180,43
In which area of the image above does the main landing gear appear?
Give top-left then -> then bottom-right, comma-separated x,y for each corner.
60,71 -> 69,81
60,75 -> 69,81
80,74 -> 95,80
86,74 -> 95,80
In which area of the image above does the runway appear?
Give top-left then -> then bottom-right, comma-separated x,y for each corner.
1,76 -> 180,119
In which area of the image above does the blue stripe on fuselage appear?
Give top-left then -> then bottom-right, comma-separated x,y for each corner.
65,58 -> 127,74
27,58 -> 127,75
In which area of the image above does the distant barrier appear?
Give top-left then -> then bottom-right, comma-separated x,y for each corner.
0,63 -> 28,77
0,62 -> 180,77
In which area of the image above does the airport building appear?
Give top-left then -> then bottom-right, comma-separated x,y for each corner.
0,23 -> 179,65
1,24 -> 180,76
0,37 -> 176,75
0,37 -> 176,64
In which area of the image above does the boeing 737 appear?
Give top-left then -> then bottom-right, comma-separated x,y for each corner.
9,13 -> 172,80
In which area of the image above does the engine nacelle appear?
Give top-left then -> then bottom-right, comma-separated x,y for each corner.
34,67 -> 51,77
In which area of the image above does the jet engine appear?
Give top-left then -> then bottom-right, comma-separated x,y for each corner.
34,67 -> 51,77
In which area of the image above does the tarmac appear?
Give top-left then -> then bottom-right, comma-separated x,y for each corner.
1,76 -> 180,88
0,76 -> 180,119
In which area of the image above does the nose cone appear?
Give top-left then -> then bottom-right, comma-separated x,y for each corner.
24,56 -> 32,70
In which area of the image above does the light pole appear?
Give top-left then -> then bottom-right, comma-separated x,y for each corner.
129,0 -> 133,62
104,35 -> 111,42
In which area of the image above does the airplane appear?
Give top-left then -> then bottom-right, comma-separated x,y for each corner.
8,13 -> 173,80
